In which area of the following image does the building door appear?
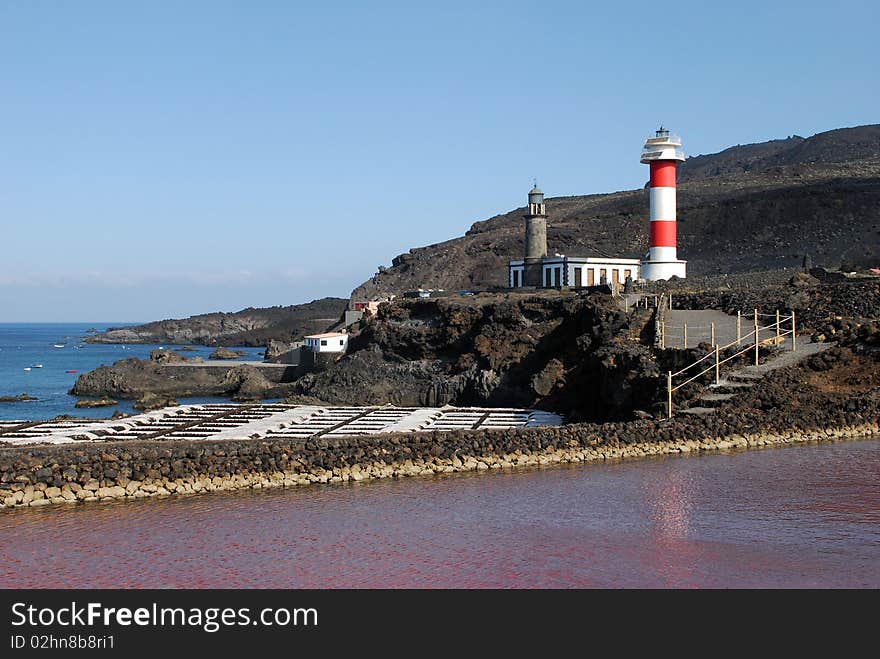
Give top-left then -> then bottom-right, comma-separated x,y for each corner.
612,269 -> 620,284
624,269 -> 632,282
587,269 -> 594,286
556,266 -> 563,287
574,267 -> 582,287
600,268 -> 607,284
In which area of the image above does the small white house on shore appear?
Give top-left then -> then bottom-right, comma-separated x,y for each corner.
304,332 -> 348,353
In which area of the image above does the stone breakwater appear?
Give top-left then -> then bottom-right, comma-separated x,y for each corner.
1,418 -> 878,510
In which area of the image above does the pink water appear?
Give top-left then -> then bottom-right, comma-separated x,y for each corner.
2,439 -> 878,588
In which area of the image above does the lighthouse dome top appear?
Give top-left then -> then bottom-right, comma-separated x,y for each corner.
528,184 -> 544,203
641,127 -> 685,164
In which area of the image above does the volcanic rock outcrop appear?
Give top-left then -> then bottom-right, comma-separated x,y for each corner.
291,292 -> 659,420
71,351 -> 296,401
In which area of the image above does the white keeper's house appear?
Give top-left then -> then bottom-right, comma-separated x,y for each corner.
304,332 -> 348,353
508,254 -> 641,288
508,185 -> 641,289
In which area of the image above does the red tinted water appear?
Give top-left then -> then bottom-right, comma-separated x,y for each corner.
1,439 -> 878,588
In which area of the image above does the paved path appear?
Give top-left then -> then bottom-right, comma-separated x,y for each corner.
730,340 -> 829,376
664,309 -> 742,348
681,341 -> 831,415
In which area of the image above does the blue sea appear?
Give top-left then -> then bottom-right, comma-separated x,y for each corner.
0,323 -> 267,421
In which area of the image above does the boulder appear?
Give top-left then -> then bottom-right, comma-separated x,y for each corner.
224,366 -> 273,401
133,393 -> 178,411
0,393 -> 37,403
264,340 -> 302,363
74,398 -> 118,409
150,349 -> 191,364
209,347 -> 246,360
788,271 -> 820,287
531,359 -> 566,397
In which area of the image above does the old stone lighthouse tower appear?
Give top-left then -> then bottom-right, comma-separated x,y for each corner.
523,184 -> 548,286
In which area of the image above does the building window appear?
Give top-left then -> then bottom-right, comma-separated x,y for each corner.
574,267 -> 582,287
320,340 -> 327,346
612,269 -> 620,284
339,340 -> 344,345
624,269 -> 632,281
600,268 -> 607,284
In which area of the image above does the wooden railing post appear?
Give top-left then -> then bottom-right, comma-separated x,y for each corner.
737,311 -> 742,345
754,309 -> 760,366
715,344 -> 720,385
711,322 -> 716,346
667,371 -> 673,419
776,309 -> 781,345
792,310 -> 797,352
683,323 -> 688,349
661,321 -> 666,349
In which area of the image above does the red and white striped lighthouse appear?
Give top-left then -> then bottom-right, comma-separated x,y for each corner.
640,126 -> 687,280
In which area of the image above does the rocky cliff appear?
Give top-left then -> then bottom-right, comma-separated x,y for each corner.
351,125 -> 880,301
290,292 -> 659,420
86,297 -> 348,346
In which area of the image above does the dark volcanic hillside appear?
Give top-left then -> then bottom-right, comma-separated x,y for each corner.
678,125 -> 880,181
86,297 -> 348,346
352,125 -> 880,301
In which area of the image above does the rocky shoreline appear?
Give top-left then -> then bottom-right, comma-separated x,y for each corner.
6,270 -> 877,510
4,338 -> 879,510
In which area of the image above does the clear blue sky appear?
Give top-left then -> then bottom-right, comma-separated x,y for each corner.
2,0 -> 877,321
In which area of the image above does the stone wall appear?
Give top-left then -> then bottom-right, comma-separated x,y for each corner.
2,406 -> 877,510
298,349 -> 342,374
